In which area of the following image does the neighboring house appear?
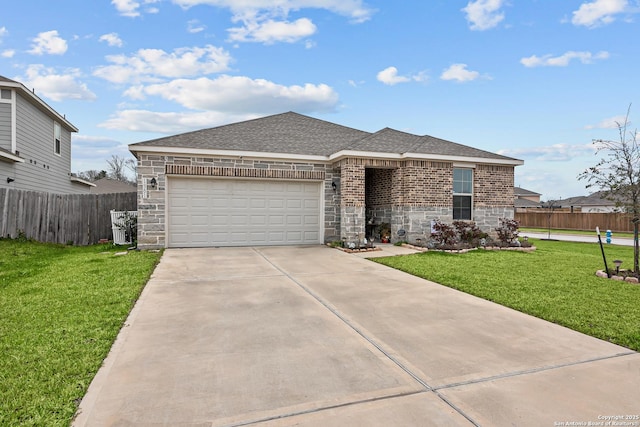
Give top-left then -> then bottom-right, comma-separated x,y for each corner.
0,76 -> 93,193
90,177 -> 136,194
556,192 -> 623,213
514,186 -> 542,210
129,112 -> 523,249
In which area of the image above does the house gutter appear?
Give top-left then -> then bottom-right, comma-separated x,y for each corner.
129,145 -> 524,167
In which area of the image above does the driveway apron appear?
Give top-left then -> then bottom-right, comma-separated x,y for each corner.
73,246 -> 640,427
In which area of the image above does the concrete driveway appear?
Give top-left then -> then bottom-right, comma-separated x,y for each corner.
73,246 -> 640,427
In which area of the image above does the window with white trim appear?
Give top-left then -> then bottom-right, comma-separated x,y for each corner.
453,168 -> 472,220
54,122 -> 61,155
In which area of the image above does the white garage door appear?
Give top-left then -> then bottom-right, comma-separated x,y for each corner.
167,178 -> 322,247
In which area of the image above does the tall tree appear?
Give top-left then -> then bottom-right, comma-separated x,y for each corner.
106,154 -> 136,184
578,105 -> 640,271
75,169 -> 107,181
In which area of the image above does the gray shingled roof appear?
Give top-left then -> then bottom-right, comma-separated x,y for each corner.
90,178 -> 137,194
515,198 -> 542,208
130,111 -> 520,162
514,187 -> 541,196
131,112 -> 369,156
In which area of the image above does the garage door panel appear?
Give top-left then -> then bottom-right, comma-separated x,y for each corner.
304,215 -> 319,225
268,199 -> 285,209
287,215 -> 302,225
250,215 -> 267,225
168,178 -> 322,247
250,198 -> 266,208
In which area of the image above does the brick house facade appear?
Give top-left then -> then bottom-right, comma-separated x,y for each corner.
130,112 -> 522,249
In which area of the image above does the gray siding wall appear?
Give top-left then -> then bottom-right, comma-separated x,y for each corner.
0,93 -> 87,194
0,103 -> 11,152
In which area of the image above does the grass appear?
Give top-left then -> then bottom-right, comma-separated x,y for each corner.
373,239 -> 640,352
0,239 -> 162,427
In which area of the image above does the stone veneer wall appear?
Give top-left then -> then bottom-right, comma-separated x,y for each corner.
136,153 -> 333,249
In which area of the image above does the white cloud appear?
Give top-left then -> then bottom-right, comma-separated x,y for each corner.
462,0 -> 506,31
171,0 -> 375,24
376,66 -> 427,86
28,30 -> 68,55
187,20 -> 206,33
132,75 -> 339,113
101,74 -> 340,132
19,65 -> 97,102
93,45 -> 232,84
170,1 -> 373,45
585,115 -> 628,129
99,33 -> 124,47
0,27 -> 7,39
498,143 -> 596,162
112,0 -> 161,17
440,64 -> 481,82
572,0 -> 628,28
99,109 -> 261,133
520,51 -> 609,67
1,50 -> 15,58
228,17 -> 317,44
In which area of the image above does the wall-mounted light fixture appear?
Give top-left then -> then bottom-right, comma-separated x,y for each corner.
149,177 -> 157,190
7,177 -> 15,183
332,181 -> 337,192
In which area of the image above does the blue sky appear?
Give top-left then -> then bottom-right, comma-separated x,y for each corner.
1,0 -> 639,199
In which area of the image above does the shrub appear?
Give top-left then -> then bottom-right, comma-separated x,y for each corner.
431,220 -> 457,246
453,221 -> 486,245
496,218 -> 520,246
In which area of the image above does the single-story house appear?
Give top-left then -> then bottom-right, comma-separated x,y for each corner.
556,191 -> 624,213
129,112 -> 523,249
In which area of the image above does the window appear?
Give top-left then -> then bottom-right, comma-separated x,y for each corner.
453,168 -> 472,220
54,122 -> 61,155
1,89 -> 11,100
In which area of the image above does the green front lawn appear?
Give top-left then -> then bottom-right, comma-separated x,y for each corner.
374,239 -> 640,351
0,239 -> 161,426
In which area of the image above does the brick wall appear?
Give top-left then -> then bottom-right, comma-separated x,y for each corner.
401,161 -> 452,206
474,164 -> 514,206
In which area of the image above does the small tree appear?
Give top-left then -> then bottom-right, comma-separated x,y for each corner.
578,105 -> 640,272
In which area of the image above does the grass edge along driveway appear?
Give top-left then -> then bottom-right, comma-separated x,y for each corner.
0,239 -> 162,427
373,239 -> 640,352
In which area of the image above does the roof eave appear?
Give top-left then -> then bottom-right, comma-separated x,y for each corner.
330,150 -> 524,166
70,176 -> 96,187
129,145 -> 524,167
129,145 -> 329,162
0,150 -> 25,163
1,80 -> 79,132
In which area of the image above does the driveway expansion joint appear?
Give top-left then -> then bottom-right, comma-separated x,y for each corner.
433,350 -> 638,392
221,390 -> 429,427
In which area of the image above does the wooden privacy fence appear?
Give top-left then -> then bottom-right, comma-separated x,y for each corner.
515,211 -> 635,233
0,188 -> 137,245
